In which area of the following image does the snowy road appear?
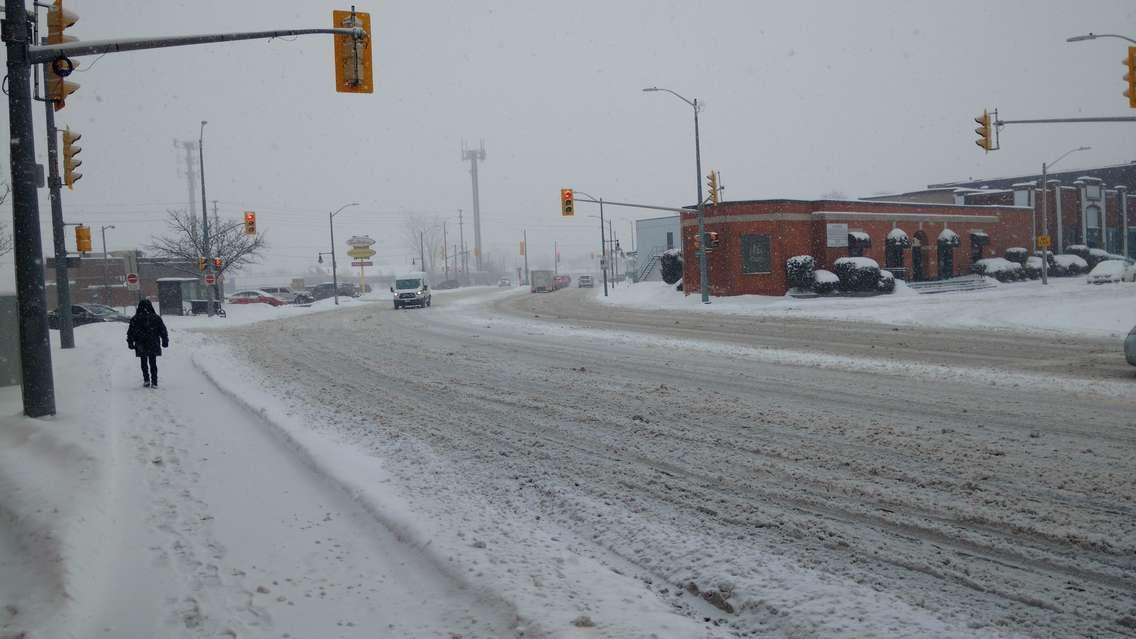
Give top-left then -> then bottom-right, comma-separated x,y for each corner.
210,288 -> 1135,638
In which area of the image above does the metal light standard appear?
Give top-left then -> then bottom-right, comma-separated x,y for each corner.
198,121 -> 216,316
328,201 -> 359,305
1039,146 -> 1091,284
643,86 -> 710,303
100,225 -> 115,305
1066,33 -> 1136,45
575,190 -> 609,297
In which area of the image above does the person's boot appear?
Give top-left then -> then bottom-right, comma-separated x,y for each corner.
143,378 -> 150,388
150,375 -> 158,389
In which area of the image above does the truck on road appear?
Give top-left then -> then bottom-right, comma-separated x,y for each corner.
530,270 -> 554,293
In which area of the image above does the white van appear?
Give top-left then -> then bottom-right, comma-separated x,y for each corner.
391,272 -> 431,309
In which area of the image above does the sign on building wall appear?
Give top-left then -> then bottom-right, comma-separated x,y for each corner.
826,223 -> 849,247
741,234 -> 772,274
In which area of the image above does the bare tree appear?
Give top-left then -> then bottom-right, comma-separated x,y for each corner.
0,183 -> 11,257
147,208 -> 267,277
401,213 -> 445,276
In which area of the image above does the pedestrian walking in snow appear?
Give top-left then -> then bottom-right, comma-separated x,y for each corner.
127,299 -> 169,388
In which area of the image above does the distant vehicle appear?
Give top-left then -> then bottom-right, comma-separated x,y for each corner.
1127,325 -> 1136,367
228,290 -> 287,306
309,282 -> 358,301
577,275 -> 594,288
553,274 -> 571,290
498,277 -> 512,287
290,292 -> 315,306
261,286 -> 292,299
1086,259 -> 1136,284
530,270 -> 554,293
392,271 -> 431,309
47,303 -> 129,329
436,279 -> 461,290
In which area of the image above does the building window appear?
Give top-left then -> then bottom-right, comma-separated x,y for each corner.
1086,205 -> 1102,248
666,231 -> 674,250
1013,190 -> 1031,207
740,234 -> 772,274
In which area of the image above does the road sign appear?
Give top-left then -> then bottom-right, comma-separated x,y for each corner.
347,246 -> 376,259
204,273 -> 217,286
346,235 -> 376,247
1037,235 -> 1052,249
125,272 -> 139,289
351,260 -> 373,267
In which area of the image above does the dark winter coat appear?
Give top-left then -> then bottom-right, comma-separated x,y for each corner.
127,300 -> 169,357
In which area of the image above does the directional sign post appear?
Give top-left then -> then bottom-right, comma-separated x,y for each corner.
346,235 -> 376,293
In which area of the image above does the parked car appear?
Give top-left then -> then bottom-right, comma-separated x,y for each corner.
391,271 -> 431,309
577,275 -> 594,288
498,277 -> 512,287
291,292 -> 315,306
47,303 -> 129,329
436,279 -> 461,290
261,286 -> 293,299
228,290 -> 287,306
1127,325 -> 1136,367
1085,259 -> 1136,284
308,282 -> 357,300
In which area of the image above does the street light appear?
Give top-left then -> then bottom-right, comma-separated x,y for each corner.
575,189 -> 609,297
1039,146 -> 1091,285
643,86 -> 710,303
328,201 -> 359,305
100,225 -> 115,306
198,120 -> 217,316
1066,33 -> 1136,45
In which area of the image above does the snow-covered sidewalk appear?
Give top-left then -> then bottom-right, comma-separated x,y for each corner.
598,277 -> 1136,337
0,321 -> 517,638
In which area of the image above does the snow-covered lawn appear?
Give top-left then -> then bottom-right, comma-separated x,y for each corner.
599,277 -> 1136,337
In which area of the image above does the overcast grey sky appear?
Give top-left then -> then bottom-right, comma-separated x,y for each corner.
2,0 -> 1134,280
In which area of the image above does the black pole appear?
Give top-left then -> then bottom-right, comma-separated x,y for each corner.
330,211 -> 339,305
43,85 -> 74,348
198,122 -> 213,316
599,200 -> 608,297
4,4 -> 55,416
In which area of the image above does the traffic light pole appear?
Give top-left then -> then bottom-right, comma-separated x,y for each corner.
42,83 -> 75,349
199,122 -> 214,316
3,2 -> 55,416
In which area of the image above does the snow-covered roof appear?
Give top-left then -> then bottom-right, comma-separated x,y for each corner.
1011,181 -> 1038,188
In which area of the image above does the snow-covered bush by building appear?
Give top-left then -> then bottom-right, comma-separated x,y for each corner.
973,257 -> 1024,282
876,269 -> 896,293
1003,247 -> 1028,265
785,255 -> 817,290
814,269 -> 839,295
1051,254 -> 1088,277
659,248 -> 683,285
1025,256 -> 1044,280
834,256 -> 883,293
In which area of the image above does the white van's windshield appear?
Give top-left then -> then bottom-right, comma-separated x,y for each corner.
395,279 -> 422,290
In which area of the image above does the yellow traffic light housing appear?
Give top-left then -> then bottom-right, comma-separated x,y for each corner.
74,224 -> 91,253
62,128 -> 82,189
46,0 -> 77,43
243,211 -> 257,235
708,231 -> 720,248
333,9 -> 373,94
560,188 -> 574,216
1125,46 -> 1136,109
45,0 -> 80,111
974,110 -> 996,152
198,256 -> 207,271
707,171 -> 720,205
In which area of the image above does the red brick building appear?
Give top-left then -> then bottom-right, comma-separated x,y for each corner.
681,199 -> 1034,297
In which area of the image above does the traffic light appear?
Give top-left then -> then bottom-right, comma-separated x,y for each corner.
707,171 -> 720,205
62,128 -> 82,189
333,9 -> 374,93
243,211 -> 257,235
74,224 -> 91,253
1125,46 -> 1136,109
560,188 -> 574,216
708,231 -> 720,248
213,257 -> 223,269
198,256 -> 207,271
45,0 -> 80,112
974,110 -> 994,152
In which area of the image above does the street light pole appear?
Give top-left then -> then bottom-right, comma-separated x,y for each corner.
644,86 -> 710,303
328,201 -> 360,306
101,225 -> 115,304
1039,146 -> 1091,285
198,121 -> 216,316
1066,33 -> 1136,45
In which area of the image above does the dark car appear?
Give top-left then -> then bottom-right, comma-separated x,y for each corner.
436,279 -> 461,290
291,292 -> 315,306
309,282 -> 358,301
48,303 -> 129,329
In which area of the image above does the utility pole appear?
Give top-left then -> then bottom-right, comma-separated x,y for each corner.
608,219 -> 615,287
522,228 -> 529,285
554,240 -> 558,276
461,140 -> 486,272
198,121 -> 214,316
100,225 -> 115,305
212,200 -> 222,300
442,221 -> 449,279
43,71 -> 74,349
458,208 -> 466,285
418,230 -> 426,273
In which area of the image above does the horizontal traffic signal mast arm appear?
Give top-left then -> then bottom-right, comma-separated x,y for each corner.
572,196 -> 714,213
995,115 -> 1136,124
27,26 -> 365,64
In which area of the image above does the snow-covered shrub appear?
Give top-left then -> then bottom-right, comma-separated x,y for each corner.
834,256 -> 881,292
814,269 -> 839,295
785,255 -> 817,290
876,269 -> 896,294
1051,254 -> 1088,277
1024,256 -> 1043,280
1087,248 -> 1110,268
973,257 -> 1023,282
1066,244 -> 1090,265
659,248 -> 683,285
1003,247 -> 1029,265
